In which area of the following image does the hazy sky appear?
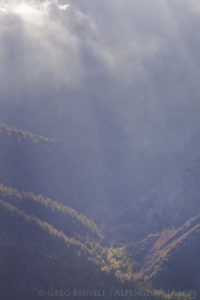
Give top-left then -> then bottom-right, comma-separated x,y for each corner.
1,0 -> 200,136
1,0 -> 200,208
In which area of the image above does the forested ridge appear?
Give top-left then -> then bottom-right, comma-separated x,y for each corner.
0,124 -> 199,300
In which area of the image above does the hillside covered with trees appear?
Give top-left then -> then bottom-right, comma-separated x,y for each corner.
0,124 -> 199,299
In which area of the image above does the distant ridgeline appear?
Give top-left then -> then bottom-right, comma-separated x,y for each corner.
0,123 -> 56,196
108,154 -> 200,243
0,123 -> 97,215
0,123 -> 114,219
0,123 -> 199,299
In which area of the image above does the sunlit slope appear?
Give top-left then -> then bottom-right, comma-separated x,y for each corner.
0,124 -> 195,300
111,214 -> 200,293
0,200 -> 108,299
0,190 -> 192,300
0,183 -> 102,244
136,214 -> 200,291
0,185 -> 129,299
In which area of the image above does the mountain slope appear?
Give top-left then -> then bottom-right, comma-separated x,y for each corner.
0,191 -> 192,300
0,123 -> 107,217
0,200 -> 104,299
133,215 -> 200,292
0,123 -> 197,300
0,185 -> 130,299
110,155 -> 200,242
0,183 -> 102,244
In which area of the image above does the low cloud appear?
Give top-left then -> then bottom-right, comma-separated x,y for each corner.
1,0 -> 200,140
1,0 -> 200,205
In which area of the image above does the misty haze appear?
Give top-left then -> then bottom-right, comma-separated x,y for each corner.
0,0 -> 200,299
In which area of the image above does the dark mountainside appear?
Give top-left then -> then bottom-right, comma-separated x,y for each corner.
0,123 -> 99,215
109,155 -> 200,243
0,123 -> 200,299
0,185 -> 133,300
